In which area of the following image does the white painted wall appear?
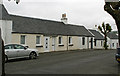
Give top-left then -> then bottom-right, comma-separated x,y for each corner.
79,37 -> 88,49
0,20 -> 12,44
94,40 -> 104,49
108,38 -> 118,49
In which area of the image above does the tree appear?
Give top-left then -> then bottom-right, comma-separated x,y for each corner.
98,22 -> 112,50
104,1 -> 120,47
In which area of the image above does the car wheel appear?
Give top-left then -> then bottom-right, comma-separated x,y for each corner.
29,52 -> 37,59
5,55 -> 8,63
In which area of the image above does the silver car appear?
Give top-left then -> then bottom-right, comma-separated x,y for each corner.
4,44 -> 39,62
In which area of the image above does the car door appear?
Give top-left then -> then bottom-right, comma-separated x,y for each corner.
13,44 -> 29,57
5,44 -> 17,58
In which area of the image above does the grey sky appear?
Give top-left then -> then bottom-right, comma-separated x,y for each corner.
3,0 -> 117,31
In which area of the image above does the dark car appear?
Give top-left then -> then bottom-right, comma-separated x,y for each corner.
116,48 -> 120,63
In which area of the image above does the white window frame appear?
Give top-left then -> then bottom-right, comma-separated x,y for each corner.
36,36 -> 42,46
20,35 -> 26,44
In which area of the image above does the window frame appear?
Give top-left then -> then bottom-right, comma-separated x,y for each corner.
20,35 -> 26,44
58,36 -> 63,45
36,36 -> 41,44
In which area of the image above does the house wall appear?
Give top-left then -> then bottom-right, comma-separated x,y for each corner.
12,33 -> 93,53
108,38 -> 118,49
0,20 -> 12,44
94,40 -> 104,49
55,36 -> 67,51
79,37 -> 92,49
68,36 -> 79,50
88,37 -> 95,49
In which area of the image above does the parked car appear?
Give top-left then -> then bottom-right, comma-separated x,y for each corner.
4,44 -> 39,62
115,48 -> 120,64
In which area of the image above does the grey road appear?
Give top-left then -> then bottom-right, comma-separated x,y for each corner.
5,49 -> 120,74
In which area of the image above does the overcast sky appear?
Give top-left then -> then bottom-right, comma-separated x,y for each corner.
3,0 -> 117,31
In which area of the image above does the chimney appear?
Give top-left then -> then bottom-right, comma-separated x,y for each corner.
61,13 -> 68,24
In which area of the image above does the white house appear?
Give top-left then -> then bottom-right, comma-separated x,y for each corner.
0,4 -> 95,53
107,32 -> 119,49
89,29 -> 104,49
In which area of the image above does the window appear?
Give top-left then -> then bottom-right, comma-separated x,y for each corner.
82,37 -> 85,45
36,36 -> 41,44
101,41 -> 103,46
21,35 -> 26,44
5,45 -> 13,49
14,45 -> 25,49
94,39 -> 96,46
112,43 -> 114,47
69,37 -> 72,44
59,36 -> 62,44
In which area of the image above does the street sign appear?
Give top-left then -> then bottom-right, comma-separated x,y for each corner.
0,29 -> 2,76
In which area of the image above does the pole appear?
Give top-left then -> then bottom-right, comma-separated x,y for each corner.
0,29 -> 5,76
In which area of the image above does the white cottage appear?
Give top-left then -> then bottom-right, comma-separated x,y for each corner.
89,29 -> 104,49
107,32 -> 119,49
0,4 -> 94,53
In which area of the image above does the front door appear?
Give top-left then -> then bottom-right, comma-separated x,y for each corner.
44,37 -> 49,52
52,37 -> 56,51
91,38 -> 93,49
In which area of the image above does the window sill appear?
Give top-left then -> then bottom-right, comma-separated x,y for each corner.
36,44 -> 43,47
69,44 -> 73,46
58,44 -> 64,46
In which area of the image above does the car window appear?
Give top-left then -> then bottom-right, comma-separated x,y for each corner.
14,45 -> 25,49
5,45 -> 13,49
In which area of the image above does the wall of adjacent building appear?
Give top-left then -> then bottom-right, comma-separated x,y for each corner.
94,40 -> 104,49
108,38 -> 118,49
0,20 -> 12,44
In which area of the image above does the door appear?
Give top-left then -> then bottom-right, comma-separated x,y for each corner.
44,37 -> 49,52
52,37 -> 56,51
5,44 -> 17,58
91,38 -> 93,49
13,44 -> 29,57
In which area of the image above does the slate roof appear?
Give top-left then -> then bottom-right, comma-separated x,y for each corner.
89,29 -> 104,40
107,32 -> 118,39
1,4 -> 94,37
0,4 -> 11,20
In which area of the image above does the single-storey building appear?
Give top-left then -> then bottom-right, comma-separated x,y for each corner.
89,29 -> 104,49
107,32 -> 119,49
0,4 -> 95,53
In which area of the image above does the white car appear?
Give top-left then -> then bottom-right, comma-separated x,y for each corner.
4,44 -> 39,62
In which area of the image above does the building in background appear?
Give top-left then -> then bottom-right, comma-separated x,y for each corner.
89,29 -> 104,49
107,32 -> 119,49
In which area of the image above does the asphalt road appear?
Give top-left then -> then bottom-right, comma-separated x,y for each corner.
5,49 -> 120,74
